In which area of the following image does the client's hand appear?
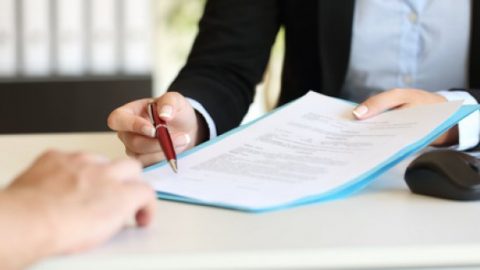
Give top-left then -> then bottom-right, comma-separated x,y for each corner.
352,88 -> 458,146
5,150 -> 156,256
108,92 -> 208,166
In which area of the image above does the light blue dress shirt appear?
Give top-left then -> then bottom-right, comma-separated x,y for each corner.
342,0 -> 478,150
191,0 -> 480,149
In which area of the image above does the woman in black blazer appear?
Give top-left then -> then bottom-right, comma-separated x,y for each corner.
108,0 -> 478,166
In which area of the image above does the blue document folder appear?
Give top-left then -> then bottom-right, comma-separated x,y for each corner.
144,95 -> 480,213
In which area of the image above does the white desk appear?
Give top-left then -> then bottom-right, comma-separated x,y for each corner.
1,133 -> 480,270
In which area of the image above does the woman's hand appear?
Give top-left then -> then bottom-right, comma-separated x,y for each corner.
108,92 -> 208,166
352,88 -> 458,146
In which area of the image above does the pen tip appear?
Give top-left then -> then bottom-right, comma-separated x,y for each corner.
169,159 -> 178,173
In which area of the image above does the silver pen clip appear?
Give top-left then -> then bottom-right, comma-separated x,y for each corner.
147,103 -> 155,125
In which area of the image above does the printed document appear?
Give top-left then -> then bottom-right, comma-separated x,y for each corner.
143,91 -> 466,211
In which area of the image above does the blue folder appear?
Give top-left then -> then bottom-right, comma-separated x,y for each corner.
145,99 -> 480,213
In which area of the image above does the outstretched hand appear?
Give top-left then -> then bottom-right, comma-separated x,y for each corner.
108,92 -> 208,166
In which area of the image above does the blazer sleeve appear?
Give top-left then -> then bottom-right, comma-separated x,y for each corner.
167,0 -> 280,135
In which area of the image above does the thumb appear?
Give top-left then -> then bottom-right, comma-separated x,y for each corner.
155,92 -> 189,122
155,91 -> 197,131
352,90 -> 407,120
108,99 -> 156,138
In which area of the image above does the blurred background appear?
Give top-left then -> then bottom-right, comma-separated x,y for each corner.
0,0 -> 283,133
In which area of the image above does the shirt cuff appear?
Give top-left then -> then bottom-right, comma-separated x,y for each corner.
437,90 -> 480,150
186,98 -> 218,140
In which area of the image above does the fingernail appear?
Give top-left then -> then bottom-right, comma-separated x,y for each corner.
142,126 -> 156,138
353,105 -> 368,118
174,134 -> 191,147
159,105 -> 173,119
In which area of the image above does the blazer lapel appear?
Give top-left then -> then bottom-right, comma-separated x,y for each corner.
318,0 -> 355,97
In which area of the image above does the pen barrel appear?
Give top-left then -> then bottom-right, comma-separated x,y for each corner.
156,125 -> 177,161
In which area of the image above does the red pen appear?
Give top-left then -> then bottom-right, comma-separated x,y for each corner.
148,102 -> 178,173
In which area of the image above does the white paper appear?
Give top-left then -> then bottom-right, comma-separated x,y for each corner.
144,92 -> 462,209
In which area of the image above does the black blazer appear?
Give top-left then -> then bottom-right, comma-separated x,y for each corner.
169,0 -> 480,135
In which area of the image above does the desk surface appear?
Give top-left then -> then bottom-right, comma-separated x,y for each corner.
1,133 -> 480,270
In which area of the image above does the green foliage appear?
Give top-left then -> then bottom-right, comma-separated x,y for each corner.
164,0 -> 206,32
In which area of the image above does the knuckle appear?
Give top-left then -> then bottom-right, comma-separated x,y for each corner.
125,148 -> 138,158
117,132 -> 125,142
70,152 -> 95,164
36,149 -> 64,167
98,166 -> 118,181
130,135 -> 146,152
40,149 -> 61,160
132,119 -> 146,134
73,168 -> 95,189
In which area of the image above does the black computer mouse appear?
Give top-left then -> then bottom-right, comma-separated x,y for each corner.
404,150 -> 480,201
